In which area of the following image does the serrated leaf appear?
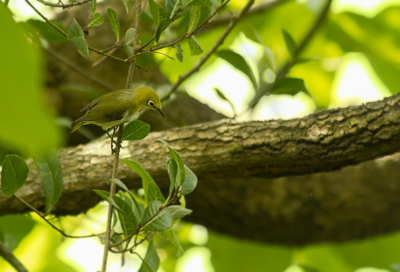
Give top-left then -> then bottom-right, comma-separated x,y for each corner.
187,36 -> 203,55
272,77 -> 308,96
120,0 -> 131,13
175,43 -> 183,62
157,140 -> 185,186
142,201 -> 173,231
282,29 -> 297,59
67,19 -> 89,58
138,239 -> 160,272
216,49 -> 258,91
107,8 -> 120,42
91,0 -> 96,14
88,13 -> 104,28
33,152 -> 63,214
180,165 -> 197,196
121,159 -> 165,205
159,230 -> 184,256
122,120 -> 150,141
1,155 -> 29,196
188,6 -> 201,33
149,0 -> 171,42
182,0 -> 212,7
124,28 -> 136,46
165,205 -> 192,220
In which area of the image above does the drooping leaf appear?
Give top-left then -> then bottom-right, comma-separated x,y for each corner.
271,77 -> 308,96
88,13 -> 104,28
187,36 -> 203,55
33,152 -> 63,214
125,28 -> 136,46
282,29 -> 297,59
138,239 -> 160,272
157,140 -> 185,186
1,155 -> 29,196
142,200 -> 173,232
180,165 -> 197,196
107,8 -> 120,42
165,205 -> 192,220
181,0 -> 212,7
216,49 -> 258,91
120,0 -> 131,13
175,43 -> 184,62
91,0 -> 96,14
111,178 -> 142,218
67,19 -> 89,58
166,158 -> 178,197
122,120 -> 150,141
159,230 -> 184,256
114,194 -> 139,236
188,6 -> 201,33
121,159 -> 165,205
93,189 -> 110,200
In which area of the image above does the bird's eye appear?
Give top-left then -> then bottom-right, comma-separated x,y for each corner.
148,100 -> 155,107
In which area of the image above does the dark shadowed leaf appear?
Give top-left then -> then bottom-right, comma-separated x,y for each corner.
282,29 -> 297,59
180,165 -> 197,196
111,178 -> 142,218
166,158 -> 178,196
1,155 -> 29,196
67,19 -> 89,58
122,120 -> 150,141
138,239 -> 160,272
33,152 -> 63,214
187,36 -> 203,55
175,43 -> 184,62
159,230 -> 184,256
149,0 -> 171,42
216,49 -> 258,91
107,8 -> 120,42
272,77 -> 308,96
27,19 -> 67,43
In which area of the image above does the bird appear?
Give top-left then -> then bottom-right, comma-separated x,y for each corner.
70,86 -> 165,136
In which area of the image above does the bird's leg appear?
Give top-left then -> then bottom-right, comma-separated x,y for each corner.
106,127 -> 123,154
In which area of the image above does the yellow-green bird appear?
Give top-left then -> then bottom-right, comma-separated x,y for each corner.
70,86 -> 165,133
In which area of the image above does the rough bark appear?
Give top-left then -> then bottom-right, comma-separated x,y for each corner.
2,93 -> 400,245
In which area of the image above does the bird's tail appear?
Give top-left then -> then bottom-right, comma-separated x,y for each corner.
70,116 -> 89,133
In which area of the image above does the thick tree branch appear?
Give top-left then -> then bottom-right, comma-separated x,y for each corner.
2,94 -> 400,245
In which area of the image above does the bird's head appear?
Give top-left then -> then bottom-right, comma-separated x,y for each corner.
133,87 -> 165,118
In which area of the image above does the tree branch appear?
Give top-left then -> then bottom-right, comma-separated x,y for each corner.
0,241 -> 28,272
2,93 -> 400,245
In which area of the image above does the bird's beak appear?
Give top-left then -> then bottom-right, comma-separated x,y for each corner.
155,107 -> 166,119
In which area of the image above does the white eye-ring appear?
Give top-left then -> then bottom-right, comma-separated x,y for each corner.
148,100 -> 155,107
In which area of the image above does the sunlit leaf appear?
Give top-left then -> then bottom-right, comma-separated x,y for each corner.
216,49 -> 258,91
121,159 -> 165,205
138,239 -> 160,272
33,151 -> 63,214
122,120 -> 150,141
67,19 -> 89,58
188,6 -> 201,33
271,77 -> 307,96
187,36 -> 203,55
107,8 -> 120,42
125,28 -> 136,46
282,29 -> 297,59
1,155 -> 29,196
88,13 -> 104,28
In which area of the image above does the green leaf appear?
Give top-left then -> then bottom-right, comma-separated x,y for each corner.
138,239 -> 160,272
1,155 -> 29,196
93,190 -> 128,216
282,29 -> 297,59
27,19 -> 67,43
33,152 -> 63,214
157,140 -> 185,186
272,77 -> 308,96
142,201 -> 173,232
87,13 -> 104,28
165,205 -> 192,220
216,49 -> 258,91
175,43 -> 183,62
91,0 -> 96,13
166,158 -> 178,197
114,194 -> 139,236
120,0 -> 131,13
93,189 -> 110,200
67,19 -> 89,58
182,0 -> 212,7
187,36 -> 203,55
180,165 -> 197,196
107,8 -> 120,42
159,230 -> 184,256
121,159 -> 165,205
188,6 -> 201,33
166,0 -> 181,17
125,28 -> 136,46
122,120 -> 150,141
149,0 -> 171,42
110,178 -> 142,218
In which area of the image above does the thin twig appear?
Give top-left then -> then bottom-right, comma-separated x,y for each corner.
160,0 -> 255,102
13,195 -> 101,239
0,241 -> 28,272
101,0 -> 143,270
36,0 -> 91,9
